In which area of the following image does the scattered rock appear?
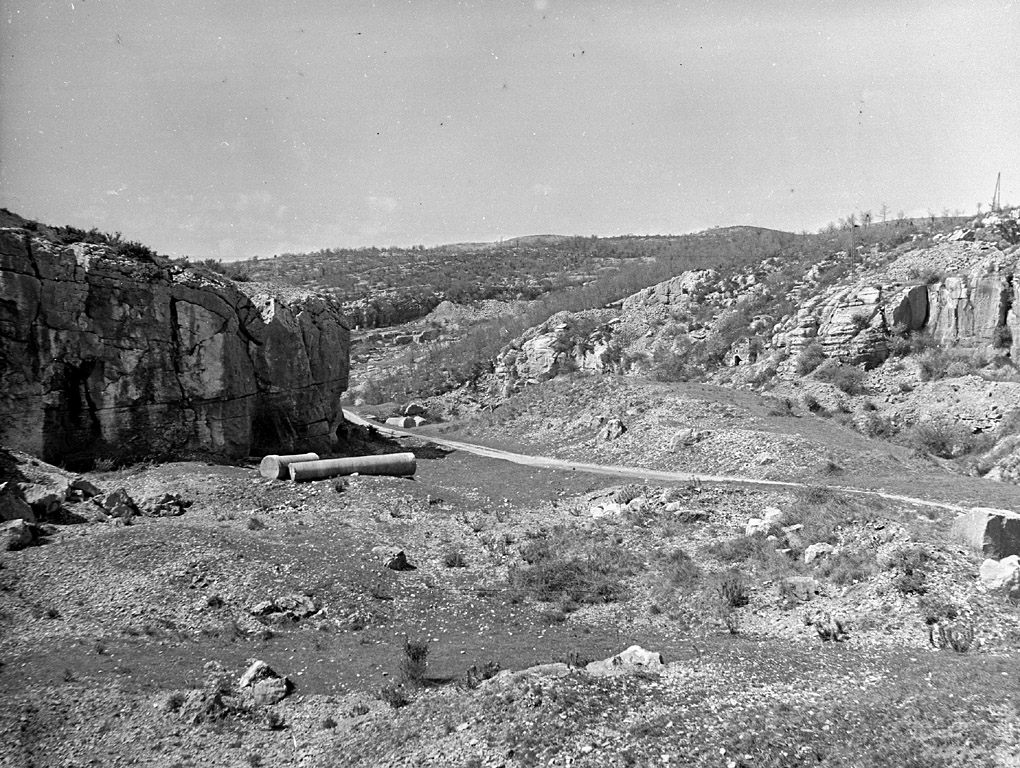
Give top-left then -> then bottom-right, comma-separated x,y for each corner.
782,576 -> 820,603
249,600 -> 275,617
0,518 -> 35,551
978,555 -> 1020,589
239,660 -> 277,689
252,677 -> 290,706
20,484 -> 65,518
598,417 -> 626,442
585,645 -> 665,677
94,488 -> 140,521
386,550 -> 417,571
140,492 -> 191,517
806,611 -> 849,642
804,542 -> 835,564
70,477 -> 101,498
670,428 -> 709,450
0,482 -> 36,524
590,502 -> 624,519
400,402 -> 427,417
273,594 -> 317,618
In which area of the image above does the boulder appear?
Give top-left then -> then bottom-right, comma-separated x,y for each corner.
273,594 -> 317,618
20,483 -> 66,517
804,542 -> 835,564
0,483 -> 36,524
94,488 -> 140,520
0,228 -> 350,465
978,555 -> 1020,589
70,477 -> 101,498
585,645 -> 665,677
781,576 -> 820,603
670,429 -> 709,450
951,507 -> 1020,557
400,402 -> 427,417
252,677 -> 290,706
139,492 -> 191,517
0,519 -> 34,551
385,550 -> 416,571
238,660 -> 274,688
598,418 -> 626,442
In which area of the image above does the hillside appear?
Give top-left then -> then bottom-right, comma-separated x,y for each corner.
3,208 -> 1020,766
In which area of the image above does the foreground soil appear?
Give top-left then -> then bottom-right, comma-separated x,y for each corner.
2,432 -> 1019,767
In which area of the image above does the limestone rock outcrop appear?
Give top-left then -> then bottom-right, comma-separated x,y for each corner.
774,243 -> 1020,366
493,311 -> 614,393
0,228 -> 350,465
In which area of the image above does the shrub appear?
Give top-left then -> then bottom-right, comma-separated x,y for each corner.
905,419 -> 970,458
400,638 -> 429,686
795,342 -> 827,376
706,535 -> 771,564
510,529 -> 638,606
765,396 -> 796,417
850,313 -> 872,332
717,570 -> 750,608
816,549 -> 876,585
379,682 -> 409,709
919,594 -> 959,624
814,360 -> 867,395
929,622 -> 976,653
660,548 -> 700,588
917,349 -> 950,381
443,550 -> 467,568
992,325 -> 1013,350
464,661 -> 501,689
613,484 -> 646,505
946,359 -> 976,378
247,516 -> 266,531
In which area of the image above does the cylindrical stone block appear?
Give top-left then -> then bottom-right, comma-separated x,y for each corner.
259,453 -> 321,480
288,452 -> 416,482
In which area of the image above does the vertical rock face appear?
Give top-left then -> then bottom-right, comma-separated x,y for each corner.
0,229 -> 349,466
774,245 -> 1020,366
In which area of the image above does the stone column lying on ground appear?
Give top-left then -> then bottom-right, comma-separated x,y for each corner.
288,452 -> 416,482
259,453 -> 320,480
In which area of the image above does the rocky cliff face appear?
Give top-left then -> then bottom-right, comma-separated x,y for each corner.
774,240 -> 1020,368
0,228 -> 349,466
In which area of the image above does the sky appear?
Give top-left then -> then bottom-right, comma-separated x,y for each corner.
1,1 -> 1018,261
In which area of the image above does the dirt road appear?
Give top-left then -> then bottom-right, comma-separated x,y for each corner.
342,410 -> 975,514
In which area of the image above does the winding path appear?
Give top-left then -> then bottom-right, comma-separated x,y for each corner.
342,410 -> 972,514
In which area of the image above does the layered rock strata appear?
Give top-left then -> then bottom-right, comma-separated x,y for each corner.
0,229 -> 349,465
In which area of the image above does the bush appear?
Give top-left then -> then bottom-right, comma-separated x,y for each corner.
917,349 -> 950,381
905,419 -> 970,458
795,342 -> 827,376
400,638 -> 429,686
992,325 -> 1013,350
817,549 -> 876,585
379,682 -> 409,709
613,484 -> 646,505
717,570 -> 750,607
510,529 -> 638,607
660,548 -> 700,588
929,622 -> 976,653
813,360 -> 867,395
707,535 -> 771,564
443,550 -> 467,568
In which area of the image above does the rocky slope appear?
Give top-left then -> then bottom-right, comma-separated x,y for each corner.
448,209 -> 1020,486
0,228 -> 350,466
